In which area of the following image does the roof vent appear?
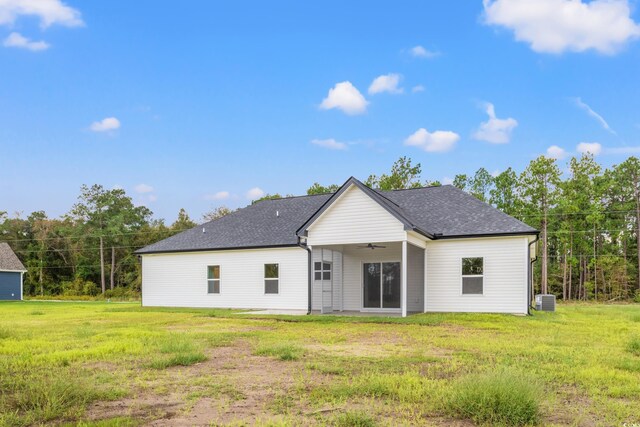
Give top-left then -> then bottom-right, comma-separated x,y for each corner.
276,210 -> 279,217
202,227 -> 206,233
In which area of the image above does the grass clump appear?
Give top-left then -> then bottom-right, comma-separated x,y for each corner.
255,343 -> 304,361
628,337 -> 640,356
318,372 -> 438,404
0,369 -> 123,426
331,411 -> 376,427
148,352 -> 207,369
0,326 -> 12,340
444,369 -> 542,426
147,334 -> 207,369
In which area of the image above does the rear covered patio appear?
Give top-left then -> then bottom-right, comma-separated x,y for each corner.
310,242 -> 426,316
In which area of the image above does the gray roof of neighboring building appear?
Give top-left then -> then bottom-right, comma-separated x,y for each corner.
136,179 -> 537,255
0,242 -> 26,271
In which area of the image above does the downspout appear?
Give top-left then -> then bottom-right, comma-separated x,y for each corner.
527,235 -> 540,315
298,237 -> 312,315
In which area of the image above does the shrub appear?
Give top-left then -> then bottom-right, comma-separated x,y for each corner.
628,337 -> 640,356
103,287 -> 140,301
61,278 -> 97,297
444,369 -> 542,426
634,290 -> 640,304
83,281 -> 101,296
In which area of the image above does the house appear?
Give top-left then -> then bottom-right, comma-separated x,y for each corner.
0,242 -> 26,301
136,177 -> 539,316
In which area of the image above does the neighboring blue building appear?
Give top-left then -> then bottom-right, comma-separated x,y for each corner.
0,242 -> 26,300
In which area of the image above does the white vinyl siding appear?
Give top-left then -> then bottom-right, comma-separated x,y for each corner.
141,247 -> 307,309
306,185 -> 406,246
425,236 -> 528,314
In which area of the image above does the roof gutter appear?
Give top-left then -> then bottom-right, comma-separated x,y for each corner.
297,237 -> 312,315
527,235 -> 540,315
432,230 -> 539,240
135,243 -> 299,256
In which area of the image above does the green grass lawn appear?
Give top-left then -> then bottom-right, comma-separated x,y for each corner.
0,302 -> 639,426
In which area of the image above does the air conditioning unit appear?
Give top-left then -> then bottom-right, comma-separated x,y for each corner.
535,294 -> 556,312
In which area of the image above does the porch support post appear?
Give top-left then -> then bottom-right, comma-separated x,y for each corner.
401,239 -> 408,318
423,247 -> 428,313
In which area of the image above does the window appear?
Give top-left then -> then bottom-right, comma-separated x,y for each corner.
264,263 -> 279,294
314,261 -> 332,281
207,265 -> 220,294
462,257 -> 483,295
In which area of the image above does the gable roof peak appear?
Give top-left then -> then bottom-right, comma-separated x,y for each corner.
0,242 -> 26,271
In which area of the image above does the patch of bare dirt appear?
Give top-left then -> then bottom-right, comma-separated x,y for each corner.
86,342 -> 326,426
307,331 -> 453,358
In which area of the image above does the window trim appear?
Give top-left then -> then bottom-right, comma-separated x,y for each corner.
314,261 -> 332,281
264,263 -> 279,295
461,257 -> 484,296
207,265 -> 220,294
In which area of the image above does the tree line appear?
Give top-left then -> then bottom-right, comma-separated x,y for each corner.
2,155 -> 639,301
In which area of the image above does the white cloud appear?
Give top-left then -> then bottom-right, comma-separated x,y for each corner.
134,183 -> 153,194
411,84 -> 425,93
573,97 -> 616,134
404,128 -> 460,153
205,191 -> 230,201
546,145 -> 567,159
311,138 -> 347,151
319,81 -> 368,115
576,142 -> 602,156
473,103 -> 518,144
89,117 -> 120,132
442,176 -> 454,185
409,45 -> 439,58
246,187 -> 265,200
368,73 -> 403,95
3,32 -> 49,51
483,0 -> 640,54
147,194 -> 158,202
0,0 -> 83,28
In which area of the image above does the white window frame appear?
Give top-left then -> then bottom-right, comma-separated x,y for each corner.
461,257 -> 484,296
314,261 -> 332,281
207,265 -> 220,294
360,260 -> 402,313
264,263 -> 279,295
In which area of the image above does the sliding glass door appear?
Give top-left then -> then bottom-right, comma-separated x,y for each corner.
363,262 -> 401,309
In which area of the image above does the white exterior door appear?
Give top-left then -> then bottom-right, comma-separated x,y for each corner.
315,261 -> 333,313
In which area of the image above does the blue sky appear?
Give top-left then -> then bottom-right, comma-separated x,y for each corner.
1,0 -> 639,222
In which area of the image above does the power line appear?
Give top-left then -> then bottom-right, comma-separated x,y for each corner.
12,245 -> 146,255
0,227 -> 192,243
23,260 -> 140,271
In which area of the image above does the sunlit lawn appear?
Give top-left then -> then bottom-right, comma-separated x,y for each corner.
0,301 -> 639,426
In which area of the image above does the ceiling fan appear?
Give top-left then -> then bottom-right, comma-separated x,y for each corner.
356,243 -> 386,250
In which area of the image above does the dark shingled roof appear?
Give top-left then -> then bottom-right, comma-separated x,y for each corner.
137,194 -> 332,254
0,242 -> 26,271
136,180 -> 537,254
377,185 -> 537,238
